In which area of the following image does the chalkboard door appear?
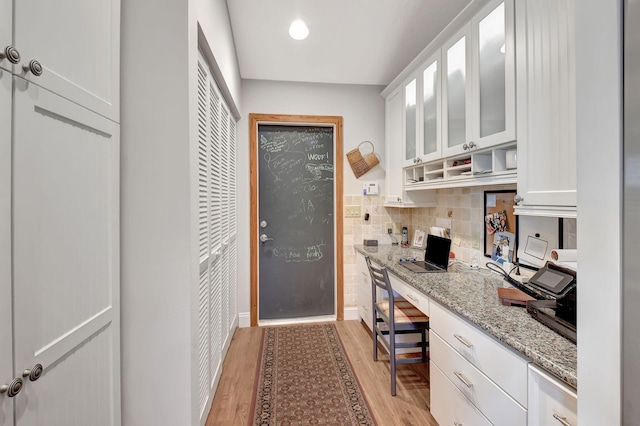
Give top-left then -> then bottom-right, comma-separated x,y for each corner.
256,122 -> 338,321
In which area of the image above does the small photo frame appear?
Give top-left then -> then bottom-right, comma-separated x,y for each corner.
412,229 -> 427,249
491,231 -> 516,264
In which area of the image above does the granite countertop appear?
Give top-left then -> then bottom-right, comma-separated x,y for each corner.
354,244 -> 577,389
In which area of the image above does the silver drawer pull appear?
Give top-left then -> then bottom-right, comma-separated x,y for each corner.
454,371 -> 473,388
454,334 -> 473,348
406,294 -> 418,303
553,413 -> 573,426
454,422 -> 463,426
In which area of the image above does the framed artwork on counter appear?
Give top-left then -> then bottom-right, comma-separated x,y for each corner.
484,190 -> 518,264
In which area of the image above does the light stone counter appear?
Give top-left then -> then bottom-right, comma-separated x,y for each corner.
354,244 -> 578,389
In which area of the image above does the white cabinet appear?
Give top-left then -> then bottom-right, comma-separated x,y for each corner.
442,0 -> 516,157
356,253 -> 373,330
0,69 -> 13,426
514,0 -> 577,216
10,0 -> 120,121
11,78 -> 120,426
528,364 -> 577,426
430,301 -> 529,425
384,87 -> 437,207
402,51 -> 442,167
1,0 -> 121,422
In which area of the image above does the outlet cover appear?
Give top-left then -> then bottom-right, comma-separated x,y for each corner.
345,205 -> 361,218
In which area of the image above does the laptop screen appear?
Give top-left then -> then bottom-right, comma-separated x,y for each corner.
425,234 -> 452,270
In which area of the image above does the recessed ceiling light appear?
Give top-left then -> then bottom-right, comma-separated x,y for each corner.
289,20 -> 309,40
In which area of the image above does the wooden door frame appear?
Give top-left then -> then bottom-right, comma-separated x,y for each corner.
250,114 -> 344,326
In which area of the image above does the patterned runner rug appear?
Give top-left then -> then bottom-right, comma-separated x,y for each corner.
250,323 -> 376,426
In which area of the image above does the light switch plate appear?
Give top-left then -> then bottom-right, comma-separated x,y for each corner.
345,205 -> 361,217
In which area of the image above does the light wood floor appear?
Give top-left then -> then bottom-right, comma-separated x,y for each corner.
205,320 -> 438,426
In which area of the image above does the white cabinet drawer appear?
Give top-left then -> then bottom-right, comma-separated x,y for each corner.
528,364 -> 577,426
430,301 -> 529,407
431,362 -> 493,426
388,271 -> 429,316
431,332 -> 527,426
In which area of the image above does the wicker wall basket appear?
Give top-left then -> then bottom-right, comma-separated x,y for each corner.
346,141 -> 379,178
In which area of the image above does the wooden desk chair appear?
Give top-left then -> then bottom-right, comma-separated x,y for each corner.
365,256 -> 429,396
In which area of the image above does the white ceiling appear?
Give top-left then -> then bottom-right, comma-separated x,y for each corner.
226,0 -> 473,86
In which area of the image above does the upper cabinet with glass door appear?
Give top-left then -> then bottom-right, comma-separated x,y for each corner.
442,0 -> 515,157
402,51 -> 442,168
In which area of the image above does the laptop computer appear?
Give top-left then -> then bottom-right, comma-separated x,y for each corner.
400,234 -> 451,273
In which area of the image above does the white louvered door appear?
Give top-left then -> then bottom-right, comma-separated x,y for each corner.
12,77 -> 120,426
196,50 -> 237,424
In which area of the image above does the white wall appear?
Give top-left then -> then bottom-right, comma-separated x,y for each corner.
575,0 -> 623,423
236,79 -> 386,317
121,0 -> 242,424
196,0 -> 242,112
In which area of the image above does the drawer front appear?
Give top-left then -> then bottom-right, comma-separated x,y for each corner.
528,364 -> 577,426
357,284 -> 372,330
388,271 -> 429,316
430,301 -> 529,407
431,332 -> 527,426
431,362 -> 493,426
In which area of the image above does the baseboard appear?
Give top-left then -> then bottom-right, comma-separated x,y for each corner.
343,306 -> 359,321
238,312 -> 251,328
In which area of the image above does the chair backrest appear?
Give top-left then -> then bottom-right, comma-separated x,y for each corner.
365,256 -> 396,306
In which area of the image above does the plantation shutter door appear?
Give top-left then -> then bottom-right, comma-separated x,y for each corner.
196,55 -> 211,418
220,106 -> 230,342
229,118 -> 237,321
208,78 -> 223,379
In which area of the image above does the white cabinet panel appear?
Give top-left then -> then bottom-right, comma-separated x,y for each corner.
14,0 -> 120,121
431,363 -> 492,426
528,364 -> 577,426
515,0 -> 577,210
387,272 -> 429,316
12,78 -> 120,425
0,0 -> 12,72
0,68 -> 13,426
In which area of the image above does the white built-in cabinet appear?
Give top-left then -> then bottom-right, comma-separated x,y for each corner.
528,364 -> 577,425
391,0 -> 516,194
385,87 -> 437,207
356,253 -> 373,331
196,50 -> 238,424
0,0 -> 121,423
514,0 -> 577,217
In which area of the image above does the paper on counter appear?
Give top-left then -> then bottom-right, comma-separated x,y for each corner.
430,226 -> 445,237
551,249 -> 577,262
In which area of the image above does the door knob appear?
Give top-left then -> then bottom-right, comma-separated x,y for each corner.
0,46 -> 21,64
0,378 -> 23,397
22,364 -> 43,382
514,194 -> 524,204
462,143 -> 468,150
22,59 -> 43,76
260,234 -> 273,243
260,220 -> 268,228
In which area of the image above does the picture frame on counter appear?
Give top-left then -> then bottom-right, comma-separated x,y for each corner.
484,189 -> 518,263
411,229 -> 427,249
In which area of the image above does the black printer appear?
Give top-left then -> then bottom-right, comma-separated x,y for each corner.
525,261 -> 577,343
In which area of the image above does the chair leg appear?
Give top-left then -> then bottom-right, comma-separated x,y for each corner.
421,329 -> 427,361
389,327 -> 396,396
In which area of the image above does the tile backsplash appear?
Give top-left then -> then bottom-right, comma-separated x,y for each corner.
343,184 -> 516,308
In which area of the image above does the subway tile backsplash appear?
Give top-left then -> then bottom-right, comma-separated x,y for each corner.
343,185 -> 516,307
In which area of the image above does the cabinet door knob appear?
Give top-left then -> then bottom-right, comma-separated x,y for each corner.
514,194 -> 524,204
0,378 -> 23,397
462,143 -> 468,150
23,59 -> 43,76
0,46 -> 21,64
468,141 -> 476,149
22,364 -> 43,382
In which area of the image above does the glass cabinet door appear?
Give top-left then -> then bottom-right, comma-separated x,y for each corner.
442,24 -> 472,157
421,53 -> 441,162
473,0 -> 515,146
403,77 -> 419,167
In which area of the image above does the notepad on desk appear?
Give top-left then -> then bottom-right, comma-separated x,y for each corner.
497,287 -> 536,307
